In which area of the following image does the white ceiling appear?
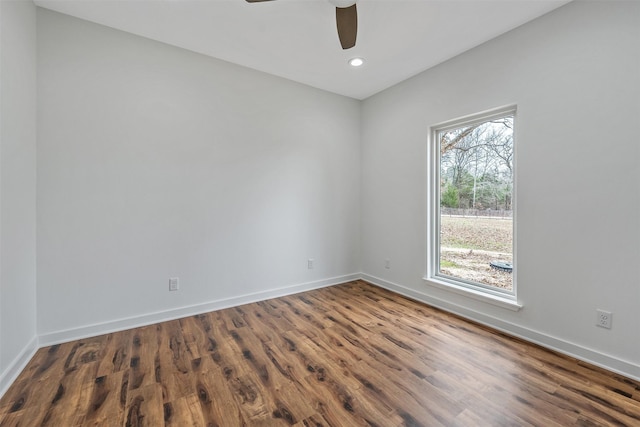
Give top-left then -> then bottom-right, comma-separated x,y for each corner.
34,0 -> 571,100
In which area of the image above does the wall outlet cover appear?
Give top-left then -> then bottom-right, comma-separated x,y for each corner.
596,309 -> 612,329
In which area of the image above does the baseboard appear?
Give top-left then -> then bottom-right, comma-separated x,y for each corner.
39,273 -> 361,347
360,273 -> 640,382
0,335 -> 39,399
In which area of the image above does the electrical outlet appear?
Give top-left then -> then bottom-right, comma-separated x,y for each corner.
308,259 -> 314,269
596,309 -> 612,329
169,277 -> 179,291
385,259 -> 390,269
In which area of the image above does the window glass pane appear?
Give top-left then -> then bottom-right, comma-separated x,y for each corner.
437,115 -> 514,292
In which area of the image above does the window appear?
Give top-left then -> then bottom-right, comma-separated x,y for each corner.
427,106 -> 517,304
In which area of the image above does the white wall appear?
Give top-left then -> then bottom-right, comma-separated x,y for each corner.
0,0 -> 38,394
36,9 -> 361,341
361,0 -> 640,379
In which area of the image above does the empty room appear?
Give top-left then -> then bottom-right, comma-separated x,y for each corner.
1,0 -> 639,425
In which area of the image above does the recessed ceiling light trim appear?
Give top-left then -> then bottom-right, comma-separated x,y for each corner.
349,57 -> 364,67
328,0 -> 357,8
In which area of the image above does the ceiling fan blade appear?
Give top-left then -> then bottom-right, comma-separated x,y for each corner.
336,4 -> 357,49
245,0 -> 274,3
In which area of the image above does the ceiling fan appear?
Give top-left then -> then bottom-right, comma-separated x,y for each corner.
245,0 -> 358,50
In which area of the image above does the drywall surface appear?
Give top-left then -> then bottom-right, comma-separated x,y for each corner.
0,0 -> 38,392
361,0 -> 640,378
37,9 -> 360,338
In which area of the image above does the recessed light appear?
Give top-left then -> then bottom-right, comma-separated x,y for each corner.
348,57 -> 364,67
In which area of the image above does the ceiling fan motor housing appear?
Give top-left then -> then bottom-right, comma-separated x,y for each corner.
328,0 -> 357,8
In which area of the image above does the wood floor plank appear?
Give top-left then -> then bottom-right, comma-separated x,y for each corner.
124,383 -> 164,427
156,320 -> 192,403
82,370 -> 128,426
128,325 -> 161,392
290,332 -> 402,426
177,316 -> 210,362
162,394 -> 206,427
39,361 -> 99,426
189,356 -> 245,426
1,280 -> 638,426
96,329 -> 133,378
0,343 -> 72,415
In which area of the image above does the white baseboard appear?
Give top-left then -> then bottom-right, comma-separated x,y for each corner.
39,273 -> 361,347
0,335 -> 39,399
361,273 -> 640,382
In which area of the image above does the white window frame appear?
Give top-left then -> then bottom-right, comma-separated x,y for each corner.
425,105 -> 521,311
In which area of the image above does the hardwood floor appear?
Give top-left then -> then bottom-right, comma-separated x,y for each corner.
1,280 -> 638,426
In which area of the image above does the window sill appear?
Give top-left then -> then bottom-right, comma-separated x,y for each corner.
423,277 -> 522,311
